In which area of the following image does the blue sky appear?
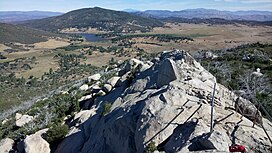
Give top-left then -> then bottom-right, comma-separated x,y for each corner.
0,0 -> 271,12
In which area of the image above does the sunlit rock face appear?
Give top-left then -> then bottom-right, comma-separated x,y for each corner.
55,50 -> 272,153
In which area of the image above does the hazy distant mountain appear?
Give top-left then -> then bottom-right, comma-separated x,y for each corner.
0,11 -> 63,23
21,7 -> 163,32
123,9 -> 140,13
136,8 -> 272,21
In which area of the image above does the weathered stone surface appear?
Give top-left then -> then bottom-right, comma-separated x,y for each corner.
235,97 -> 262,124
119,58 -> 147,76
78,94 -> 92,102
107,77 -> 120,87
90,84 -> 101,90
130,58 -> 144,69
79,84 -> 89,91
88,74 -> 101,82
0,138 -> 14,153
15,113 -> 22,120
55,50 -> 272,153
190,131 -> 230,152
157,58 -> 179,88
73,109 -> 96,126
16,114 -> 34,127
139,64 -> 151,72
103,84 -> 112,93
24,129 -> 50,153
97,90 -> 106,96
55,127 -> 85,153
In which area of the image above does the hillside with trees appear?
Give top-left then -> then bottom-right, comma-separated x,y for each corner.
0,23 -> 58,44
196,43 -> 272,115
21,7 -> 163,33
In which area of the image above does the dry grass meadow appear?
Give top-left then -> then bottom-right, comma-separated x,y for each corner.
1,23 -> 272,78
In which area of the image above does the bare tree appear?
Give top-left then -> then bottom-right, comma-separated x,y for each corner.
238,69 -> 272,126
238,70 -> 271,103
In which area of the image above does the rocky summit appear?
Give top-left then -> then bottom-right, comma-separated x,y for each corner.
1,50 -> 272,153
55,50 -> 271,153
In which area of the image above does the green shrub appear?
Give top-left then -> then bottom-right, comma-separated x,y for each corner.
102,102 -> 112,116
146,141 -> 157,153
45,124 -> 69,143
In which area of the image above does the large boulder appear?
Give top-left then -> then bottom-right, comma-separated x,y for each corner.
103,84 -> 112,93
72,109 -> 96,126
88,74 -> 101,82
79,84 -> 89,91
96,90 -> 106,97
0,138 -> 14,153
107,77 -> 120,87
23,129 -> 50,153
189,131 -> 230,152
55,50 -> 272,153
15,113 -> 22,120
16,114 -> 34,127
119,58 -> 148,76
160,49 -> 187,61
235,97 -> 262,125
157,58 -> 179,88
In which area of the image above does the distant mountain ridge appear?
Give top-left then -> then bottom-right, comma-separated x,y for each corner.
135,8 -> 272,21
123,9 -> 140,13
0,11 -> 63,23
21,7 -> 163,33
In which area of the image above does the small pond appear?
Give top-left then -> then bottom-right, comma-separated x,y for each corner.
78,33 -> 105,42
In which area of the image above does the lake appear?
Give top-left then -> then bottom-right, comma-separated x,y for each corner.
78,33 -> 105,42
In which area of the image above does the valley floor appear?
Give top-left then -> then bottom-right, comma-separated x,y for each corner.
0,22 -> 271,117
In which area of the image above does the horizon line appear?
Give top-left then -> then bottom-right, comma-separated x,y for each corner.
1,7 -> 272,13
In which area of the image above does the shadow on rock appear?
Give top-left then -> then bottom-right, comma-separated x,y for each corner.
158,119 -> 198,152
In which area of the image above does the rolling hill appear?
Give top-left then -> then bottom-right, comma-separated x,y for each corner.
136,8 -> 272,22
21,7 -> 163,33
162,17 -> 272,26
0,23 -> 58,44
0,11 -> 63,23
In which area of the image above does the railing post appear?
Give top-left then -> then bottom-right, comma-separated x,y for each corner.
210,83 -> 217,133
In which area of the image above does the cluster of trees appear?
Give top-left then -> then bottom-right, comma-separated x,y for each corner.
199,43 -> 272,116
117,40 -> 135,48
141,41 -> 163,46
0,73 -> 41,88
0,64 -> 108,147
0,88 -> 84,142
0,56 -> 36,73
0,73 -> 26,86
0,51 -> 100,113
42,53 -> 99,83
111,34 -> 194,43
57,54 -> 82,70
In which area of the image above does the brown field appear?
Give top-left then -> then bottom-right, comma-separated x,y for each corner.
135,23 -> 272,53
0,39 -> 70,78
84,51 -> 131,67
34,39 -> 70,49
1,23 -> 272,78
